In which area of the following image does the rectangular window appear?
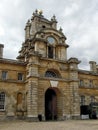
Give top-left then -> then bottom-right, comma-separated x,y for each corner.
89,80 -> 93,88
90,96 -> 95,103
48,46 -> 53,58
0,92 -> 5,110
18,73 -> 23,81
79,80 -> 84,87
2,71 -> 7,80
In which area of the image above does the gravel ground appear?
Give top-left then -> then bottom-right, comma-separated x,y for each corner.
0,120 -> 98,130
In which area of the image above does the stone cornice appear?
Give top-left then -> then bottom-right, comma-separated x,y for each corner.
78,69 -> 98,76
0,79 -> 25,84
56,43 -> 69,48
0,58 -> 26,66
40,57 -> 67,64
39,77 -> 79,82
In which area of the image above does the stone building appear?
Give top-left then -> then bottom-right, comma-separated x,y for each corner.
0,10 -> 98,121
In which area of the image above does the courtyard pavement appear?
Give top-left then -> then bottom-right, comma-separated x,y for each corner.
0,120 -> 98,130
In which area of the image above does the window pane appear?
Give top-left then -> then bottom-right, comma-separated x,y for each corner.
2,71 -> 7,80
45,71 -> 57,78
18,73 -> 23,80
48,46 -> 53,58
0,92 -> 5,110
91,96 -> 95,103
80,80 -> 84,87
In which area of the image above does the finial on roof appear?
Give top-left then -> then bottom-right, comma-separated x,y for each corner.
38,9 -> 43,15
35,9 -> 38,14
32,9 -> 43,17
51,15 -> 57,22
53,15 -> 56,19
59,27 -> 63,32
26,19 -> 30,25
27,19 -> 30,23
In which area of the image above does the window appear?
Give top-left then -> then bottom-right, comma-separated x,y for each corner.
0,92 -> 5,110
45,71 -> 57,78
80,95 -> 85,106
90,96 -> 95,103
89,80 -> 93,88
42,25 -> 46,28
48,46 -> 53,58
18,73 -> 23,81
2,71 -> 7,80
79,80 -> 84,87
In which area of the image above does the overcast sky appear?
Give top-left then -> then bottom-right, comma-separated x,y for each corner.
0,0 -> 98,70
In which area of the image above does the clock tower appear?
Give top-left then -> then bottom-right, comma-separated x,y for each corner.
17,10 -> 80,121
17,9 -> 69,62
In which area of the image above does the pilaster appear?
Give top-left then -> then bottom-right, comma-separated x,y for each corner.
68,58 -> 81,119
26,55 -> 39,121
27,79 -> 38,121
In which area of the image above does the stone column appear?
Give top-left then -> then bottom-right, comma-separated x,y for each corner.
53,47 -> 56,59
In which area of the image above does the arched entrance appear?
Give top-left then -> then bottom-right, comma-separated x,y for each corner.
45,88 -> 57,120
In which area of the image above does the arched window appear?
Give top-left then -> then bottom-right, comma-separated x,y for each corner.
0,92 -> 5,110
45,71 -> 57,78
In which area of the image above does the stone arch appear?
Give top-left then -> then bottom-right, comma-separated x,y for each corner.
44,87 -> 63,120
0,89 -> 8,96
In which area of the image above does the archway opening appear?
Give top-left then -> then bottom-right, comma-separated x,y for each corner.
45,88 -> 57,120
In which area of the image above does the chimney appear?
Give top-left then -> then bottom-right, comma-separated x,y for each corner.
0,44 -> 4,58
89,61 -> 97,73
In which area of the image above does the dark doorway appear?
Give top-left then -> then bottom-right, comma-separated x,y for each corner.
45,88 -> 57,120
80,105 -> 89,115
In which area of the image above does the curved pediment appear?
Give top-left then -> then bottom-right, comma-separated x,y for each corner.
40,28 -> 67,40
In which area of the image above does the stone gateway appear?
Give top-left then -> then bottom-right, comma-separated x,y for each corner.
0,10 -> 98,121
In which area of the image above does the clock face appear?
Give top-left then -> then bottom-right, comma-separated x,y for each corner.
47,37 -> 55,44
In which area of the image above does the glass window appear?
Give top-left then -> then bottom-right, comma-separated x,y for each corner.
79,80 -> 84,87
2,71 -> 7,80
90,96 -> 95,103
89,80 -> 93,88
18,73 -> 23,81
48,46 -> 53,58
0,92 -> 5,110
45,71 -> 57,78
